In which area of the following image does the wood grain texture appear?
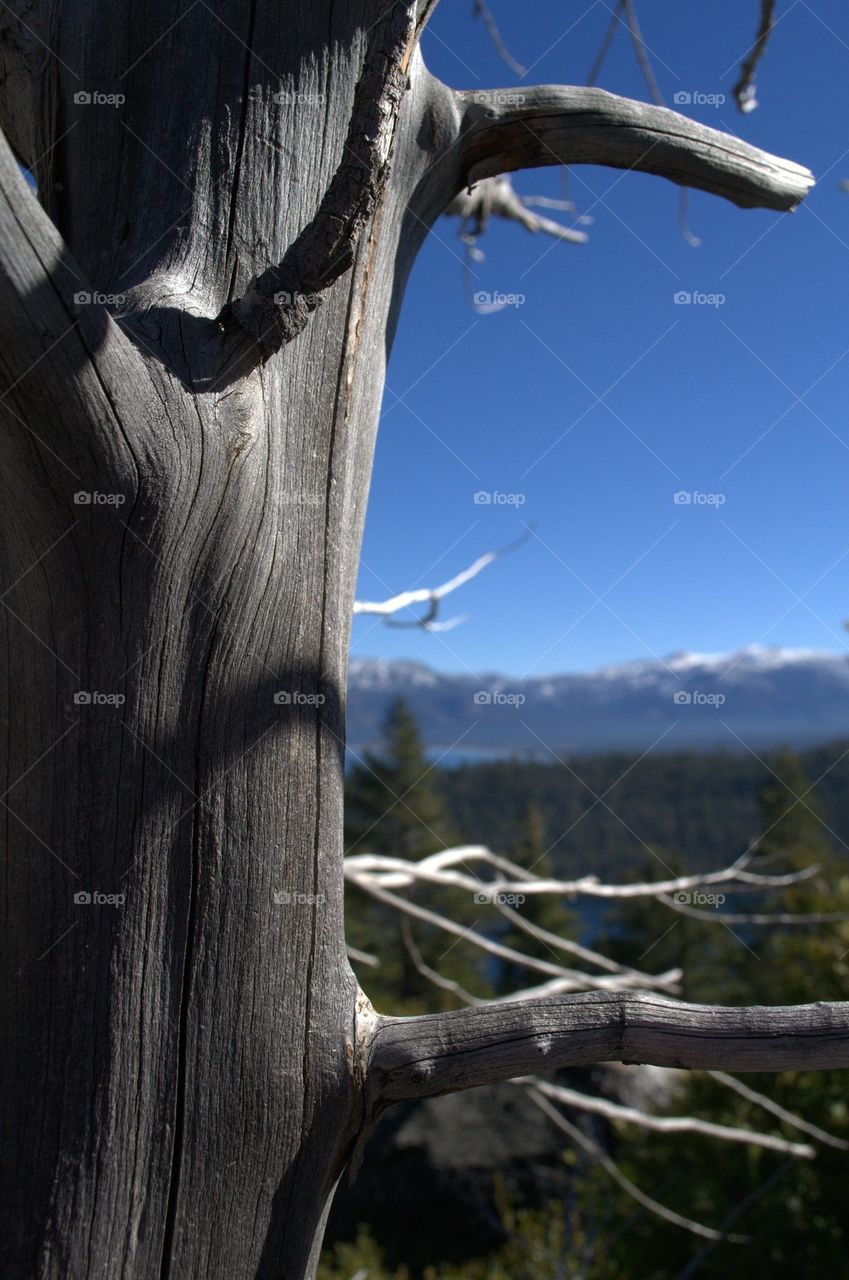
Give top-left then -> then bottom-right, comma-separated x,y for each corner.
0,6 -> 441,1276
367,992 -> 849,1110
0,3 -> 824,1276
454,85 -> 814,210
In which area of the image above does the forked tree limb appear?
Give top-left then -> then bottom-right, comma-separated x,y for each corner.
365,991 -> 849,1110
220,1 -> 417,356
225,65 -> 813,360
445,173 -> 589,247
453,85 -> 813,211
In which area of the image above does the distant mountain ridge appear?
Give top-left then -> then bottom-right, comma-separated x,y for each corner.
347,645 -> 849,757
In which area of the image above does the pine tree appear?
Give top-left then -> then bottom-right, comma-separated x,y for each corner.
753,747 -> 832,868
601,752 -> 849,1279
344,698 -> 490,1011
496,801 -> 579,995
345,697 -> 450,857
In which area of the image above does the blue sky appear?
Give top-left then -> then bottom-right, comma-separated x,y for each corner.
352,0 -> 849,676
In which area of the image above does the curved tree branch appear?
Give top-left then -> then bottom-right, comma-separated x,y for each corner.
220,1 -> 417,356
365,991 -> 849,1111
453,85 -> 813,212
224,64 -> 813,363
345,868 -> 673,992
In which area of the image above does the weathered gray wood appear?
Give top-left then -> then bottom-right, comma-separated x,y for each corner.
0,6 -> 437,1275
454,84 -> 813,209
0,3 -> 826,1276
367,992 -> 849,1110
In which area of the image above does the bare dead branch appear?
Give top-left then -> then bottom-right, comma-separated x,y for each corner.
454,85 -> 813,212
491,896 -> 681,986
220,2 -> 416,356
586,1 -> 626,87
385,954 -> 838,1160
527,1076 -> 815,1158
365,991 -> 849,1110
401,917 -> 487,1005
657,892 -> 849,926
601,1053 -> 849,1158
622,0 -> 663,106
344,844 -> 817,901
620,0 -> 701,245
345,869 -> 676,991
472,0 -> 527,77
524,1086 -> 749,1241
733,0 -> 777,114
353,527 -> 532,629
708,1070 -> 849,1151
374,924 -> 834,1212
445,174 -> 590,266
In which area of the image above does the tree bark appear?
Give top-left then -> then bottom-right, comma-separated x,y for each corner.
367,991 -> 849,1115
0,3 -> 819,1276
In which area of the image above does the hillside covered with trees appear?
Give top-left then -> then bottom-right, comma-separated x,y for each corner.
331,701 -> 849,1277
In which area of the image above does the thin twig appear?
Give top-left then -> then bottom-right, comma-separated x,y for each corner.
527,1077 -> 815,1158
586,1 -> 626,87
526,1086 -> 748,1242
733,0 -> 777,114
708,1070 -> 849,1151
472,0 -> 527,77
353,527 -> 532,629
622,0 -> 663,106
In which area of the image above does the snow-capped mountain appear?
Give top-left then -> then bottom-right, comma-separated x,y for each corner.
347,646 -> 849,758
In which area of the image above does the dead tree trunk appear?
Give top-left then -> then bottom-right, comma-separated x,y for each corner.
0,2 -> 829,1276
